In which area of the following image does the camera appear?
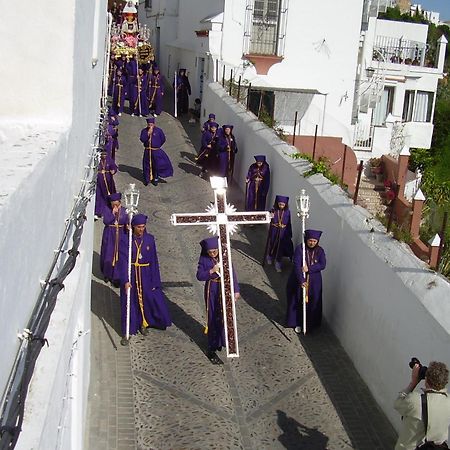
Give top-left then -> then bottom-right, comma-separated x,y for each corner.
409,357 -> 428,381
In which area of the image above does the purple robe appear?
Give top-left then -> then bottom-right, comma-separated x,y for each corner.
106,125 -> 119,160
216,129 -> 238,181
118,231 -> 171,335
286,244 -> 326,330
112,74 -> 126,114
174,74 -> 191,113
95,157 -> 117,217
126,58 -> 138,101
148,73 -> 164,115
139,126 -> 174,184
196,129 -> 218,172
202,119 -> 218,133
245,162 -> 270,211
196,254 -> 239,352
130,74 -> 149,116
267,208 -> 294,262
100,206 -> 128,282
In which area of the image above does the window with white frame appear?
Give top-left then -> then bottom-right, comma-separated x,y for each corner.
402,90 -> 434,122
373,86 -> 394,126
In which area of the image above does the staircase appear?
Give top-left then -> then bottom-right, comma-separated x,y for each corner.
357,176 -> 388,218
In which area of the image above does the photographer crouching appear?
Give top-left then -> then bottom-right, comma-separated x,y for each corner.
394,359 -> 450,449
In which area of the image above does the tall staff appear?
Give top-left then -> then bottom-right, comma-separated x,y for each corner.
174,70 -> 178,118
124,183 -> 140,341
296,189 -> 310,334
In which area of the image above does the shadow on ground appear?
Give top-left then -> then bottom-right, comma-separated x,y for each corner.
277,410 -> 329,450
91,279 -> 122,339
118,163 -> 143,183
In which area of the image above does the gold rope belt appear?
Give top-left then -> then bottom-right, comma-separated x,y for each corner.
132,261 -> 150,327
109,224 -> 124,266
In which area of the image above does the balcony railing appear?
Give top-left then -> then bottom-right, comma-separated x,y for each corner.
353,122 -> 374,151
373,35 -> 436,68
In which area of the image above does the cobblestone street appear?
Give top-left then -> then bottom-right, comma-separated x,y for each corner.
85,106 -> 397,450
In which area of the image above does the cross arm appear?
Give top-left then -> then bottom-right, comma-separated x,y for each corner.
227,211 -> 271,225
170,213 -> 217,226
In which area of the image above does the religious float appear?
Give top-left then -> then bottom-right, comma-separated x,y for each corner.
110,1 -> 154,66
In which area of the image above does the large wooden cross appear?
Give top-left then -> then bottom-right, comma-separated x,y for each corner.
170,176 -> 271,358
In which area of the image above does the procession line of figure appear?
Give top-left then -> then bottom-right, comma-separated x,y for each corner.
96,103 -> 327,363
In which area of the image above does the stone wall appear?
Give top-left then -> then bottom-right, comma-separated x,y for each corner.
202,81 -> 450,431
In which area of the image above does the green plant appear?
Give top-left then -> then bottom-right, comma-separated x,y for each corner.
290,154 -> 341,184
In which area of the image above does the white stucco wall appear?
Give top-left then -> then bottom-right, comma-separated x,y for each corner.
0,0 -> 107,447
203,81 -> 450,431
0,0 -> 75,121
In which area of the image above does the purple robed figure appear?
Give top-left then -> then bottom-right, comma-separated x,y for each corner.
196,237 -> 240,362
174,69 -> 191,114
202,113 -> 217,133
216,125 -> 238,182
95,152 -> 117,218
118,214 -> 171,338
286,230 -> 326,331
106,124 -> 119,160
126,56 -> 138,101
130,71 -> 149,116
196,122 -> 219,175
148,67 -> 164,115
245,155 -> 270,211
139,118 -> 173,186
112,70 -> 126,114
265,195 -> 294,272
100,193 -> 128,284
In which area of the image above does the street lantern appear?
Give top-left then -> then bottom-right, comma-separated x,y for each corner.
295,189 -> 310,219
295,188 -> 310,335
123,183 -> 140,345
124,183 -> 140,214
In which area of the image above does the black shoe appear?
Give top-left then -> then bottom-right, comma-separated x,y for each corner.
140,326 -> 149,336
158,178 -> 167,184
207,351 -> 222,365
151,179 -> 159,186
120,337 -> 129,346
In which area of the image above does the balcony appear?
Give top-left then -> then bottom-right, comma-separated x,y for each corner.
373,35 -> 436,68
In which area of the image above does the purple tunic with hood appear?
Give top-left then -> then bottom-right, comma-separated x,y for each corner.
118,214 -> 172,335
139,121 -> 174,184
100,199 -> 128,283
245,155 -> 270,211
196,236 -> 240,352
286,229 -> 326,330
266,195 -> 294,262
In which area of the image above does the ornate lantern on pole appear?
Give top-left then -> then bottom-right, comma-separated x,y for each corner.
295,189 -> 310,334
123,183 -> 140,343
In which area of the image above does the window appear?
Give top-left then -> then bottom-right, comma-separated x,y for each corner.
250,0 -> 281,55
402,90 -> 434,122
373,86 -> 394,126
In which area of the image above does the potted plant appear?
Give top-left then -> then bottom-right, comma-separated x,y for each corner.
369,157 -> 383,180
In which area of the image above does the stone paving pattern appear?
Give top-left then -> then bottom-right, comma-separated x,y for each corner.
86,97 -> 397,449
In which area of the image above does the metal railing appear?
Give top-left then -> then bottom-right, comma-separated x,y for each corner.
243,0 -> 289,57
353,122 -> 375,151
373,35 -> 434,68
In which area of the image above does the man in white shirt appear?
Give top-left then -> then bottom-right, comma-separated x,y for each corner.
394,361 -> 450,449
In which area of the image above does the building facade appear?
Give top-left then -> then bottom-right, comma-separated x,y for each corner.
0,0 -> 108,448
140,0 -> 446,162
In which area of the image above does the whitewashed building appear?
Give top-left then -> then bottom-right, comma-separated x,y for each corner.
0,0 -> 108,448
411,4 -> 441,25
140,0 -> 446,161
354,2 -> 447,159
